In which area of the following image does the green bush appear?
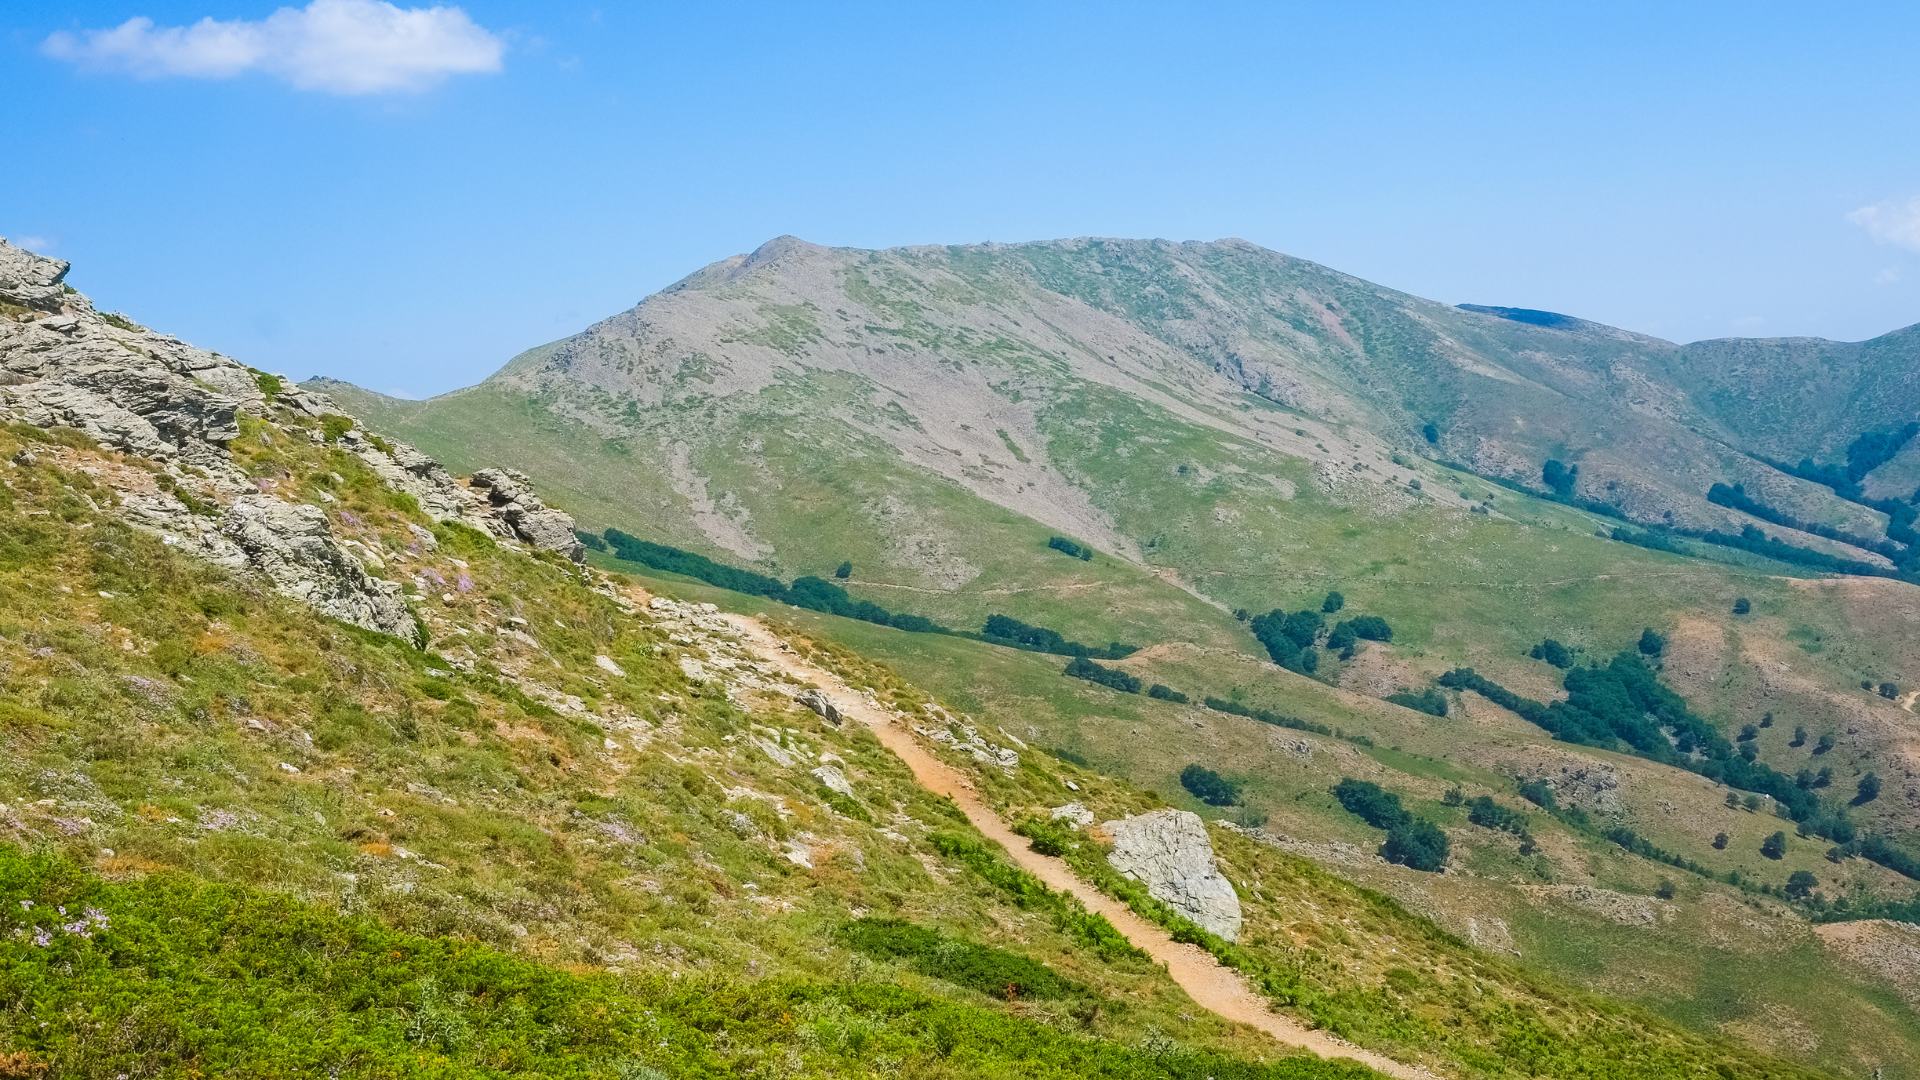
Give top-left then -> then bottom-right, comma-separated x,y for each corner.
836,918 -> 1081,1001
1180,764 -> 1240,806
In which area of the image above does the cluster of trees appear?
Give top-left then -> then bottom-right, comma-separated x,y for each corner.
1062,656 -> 1141,693
1201,696 -> 1335,737
1707,482 -> 1899,558
1047,536 -> 1094,561
1147,683 -> 1188,704
982,614 -> 1135,659
1386,688 -> 1448,717
1447,650 -> 1920,887
1331,778 -> 1450,872
1775,421 -> 1920,500
1465,795 -> 1530,840
1180,764 -> 1240,806
1250,603 -> 1392,674
575,530 -> 610,553
600,530 -> 947,633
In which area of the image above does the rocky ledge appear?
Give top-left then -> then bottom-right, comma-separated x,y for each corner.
0,237 -> 584,641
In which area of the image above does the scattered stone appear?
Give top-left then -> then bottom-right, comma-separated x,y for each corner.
1050,802 -> 1095,828
796,688 -> 841,724
594,654 -> 627,677
811,765 -> 854,797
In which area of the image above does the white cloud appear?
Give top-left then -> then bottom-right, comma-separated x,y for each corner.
1848,195 -> 1920,253
13,236 -> 52,252
1876,265 -> 1904,286
42,0 -> 504,95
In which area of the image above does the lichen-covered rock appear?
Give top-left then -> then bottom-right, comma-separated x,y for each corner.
220,496 -> 419,643
1103,809 -> 1242,941
0,239 -> 71,310
0,236 -> 594,641
470,467 -> 585,561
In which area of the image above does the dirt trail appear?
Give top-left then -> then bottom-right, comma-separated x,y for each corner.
720,612 -> 1436,1080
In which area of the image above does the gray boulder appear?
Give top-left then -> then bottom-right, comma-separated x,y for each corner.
1103,809 -> 1243,941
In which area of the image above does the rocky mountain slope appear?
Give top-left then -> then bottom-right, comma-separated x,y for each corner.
2,236 -> 1902,1077
331,236 -> 1919,569
310,235 -> 1920,1076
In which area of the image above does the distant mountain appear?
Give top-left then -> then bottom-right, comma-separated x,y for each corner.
327,236 -> 1917,605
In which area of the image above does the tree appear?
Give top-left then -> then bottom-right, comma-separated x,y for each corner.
1380,819 -> 1450,872
1342,615 -> 1393,642
1759,711 -> 1773,728
1321,591 -> 1345,614
1147,683 -> 1188,704
1517,779 -> 1557,809
1712,832 -> 1729,850
1732,597 -> 1751,615
1790,724 -> 1808,747
1813,731 -> 1836,755
1529,639 -> 1574,668
1880,681 -> 1902,699
1542,458 -> 1579,498
1784,870 -> 1818,900
1738,742 -> 1759,762
1854,772 -> 1882,805
1761,831 -> 1788,860
1062,657 -> 1141,694
1738,723 -> 1758,741
833,560 -> 853,579
1724,792 -> 1740,809
1637,628 -> 1666,658
1180,764 -> 1239,806
1655,879 -> 1677,900
1422,422 -> 1440,445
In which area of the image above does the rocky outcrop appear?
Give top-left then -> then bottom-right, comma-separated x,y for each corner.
1103,809 -> 1243,941
220,496 -> 418,641
470,468 -> 585,560
0,236 -> 585,640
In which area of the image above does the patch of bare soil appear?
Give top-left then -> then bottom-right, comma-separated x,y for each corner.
1817,919 -> 1920,1008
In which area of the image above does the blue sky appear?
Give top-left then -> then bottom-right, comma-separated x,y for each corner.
5,2 -> 1918,397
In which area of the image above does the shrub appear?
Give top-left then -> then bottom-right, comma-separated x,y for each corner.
1386,688 -> 1448,717
833,560 -> 853,579
1321,591 -> 1345,613
1180,764 -> 1240,806
1465,796 -> 1528,837
836,918 -> 1081,1001
1854,773 -> 1882,805
1733,597 -> 1751,615
1046,536 -> 1093,561
318,414 -> 356,442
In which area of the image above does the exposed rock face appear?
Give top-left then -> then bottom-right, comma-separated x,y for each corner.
470,468 -> 585,560
796,688 -> 841,725
0,236 -> 586,639
1103,809 -> 1243,941
1050,802 -> 1095,828
220,496 -> 418,640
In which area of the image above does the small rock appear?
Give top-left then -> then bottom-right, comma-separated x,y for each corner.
811,764 -> 855,797
594,654 -> 627,677
1050,802 -> 1095,828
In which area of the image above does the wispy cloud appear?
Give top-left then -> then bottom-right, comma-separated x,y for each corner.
13,236 -> 52,253
1876,266 -> 1904,286
42,0 -> 504,95
1848,195 -> 1920,253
